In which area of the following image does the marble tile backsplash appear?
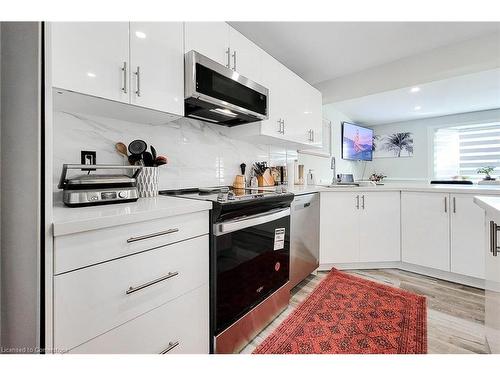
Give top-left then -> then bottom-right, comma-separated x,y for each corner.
53,111 -> 298,192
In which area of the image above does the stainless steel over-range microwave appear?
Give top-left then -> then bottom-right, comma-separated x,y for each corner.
184,50 -> 269,126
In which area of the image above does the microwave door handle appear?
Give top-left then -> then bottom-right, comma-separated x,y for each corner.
214,207 -> 290,236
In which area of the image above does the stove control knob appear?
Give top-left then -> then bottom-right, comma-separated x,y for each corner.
217,193 -> 226,202
227,191 -> 235,200
118,191 -> 127,199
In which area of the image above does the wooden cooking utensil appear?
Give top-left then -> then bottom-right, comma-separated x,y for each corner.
115,142 -> 129,162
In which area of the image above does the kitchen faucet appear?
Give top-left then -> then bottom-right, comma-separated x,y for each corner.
331,156 -> 337,185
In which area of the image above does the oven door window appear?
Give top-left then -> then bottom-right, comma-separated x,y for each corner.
215,215 -> 290,333
195,63 -> 267,116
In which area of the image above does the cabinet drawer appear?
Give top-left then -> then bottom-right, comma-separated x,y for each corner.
54,211 -> 208,274
54,235 -> 208,351
69,284 -> 209,354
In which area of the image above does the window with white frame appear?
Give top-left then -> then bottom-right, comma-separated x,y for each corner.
433,122 -> 500,180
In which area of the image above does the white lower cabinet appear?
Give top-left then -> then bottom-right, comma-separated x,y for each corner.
70,284 -> 209,354
320,190 -> 486,281
402,192 -> 486,278
485,212 -> 500,353
359,192 -> 401,262
320,192 -> 360,264
450,194 -> 485,279
401,192 -> 450,271
53,214 -> 210,354
320,192 -> 400,265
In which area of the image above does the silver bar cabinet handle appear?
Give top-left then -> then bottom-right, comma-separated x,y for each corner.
311,130 -> 314,142
490,221 -> 496,254
232,50 -> 237,71
491,221 -> 499,257
160,341 -> 179,354
127,228 -> 179,243
356,195 -> 360,209
282,120 -> 285,135
453,197 -> 456,213
277,119 -> 282,134
226,47 -> 231,68
126,271 -> 179,295
444,196 -> 448,213
135,66 -> 141,97
361,195 -> 365,210
121,61 -> 127,93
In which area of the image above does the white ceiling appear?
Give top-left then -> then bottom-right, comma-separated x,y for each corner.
326,68 -> 500,125
229,22 -> 500,85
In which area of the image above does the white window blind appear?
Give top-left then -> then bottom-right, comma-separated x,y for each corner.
434,123 -> 500,179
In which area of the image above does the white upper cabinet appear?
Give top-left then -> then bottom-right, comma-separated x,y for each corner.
450,194 -> 485,279
305,86 -> 323,147
232,46 -> 323,147
184,22 -> 262,83
51,22 -> 130,103
184,22 -> 230,67
51,22 -> 184,117
259,53 -> 288,139
129,22 -> 184,115
257,52 -> 323,146
228,27 -> 262,82
286,77 -> 323,146
401,192 -> 451,271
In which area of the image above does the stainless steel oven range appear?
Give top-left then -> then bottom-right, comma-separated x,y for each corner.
160,186 -> 294,353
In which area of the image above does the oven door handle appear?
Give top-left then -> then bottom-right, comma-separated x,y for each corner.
213,207 -> 290,236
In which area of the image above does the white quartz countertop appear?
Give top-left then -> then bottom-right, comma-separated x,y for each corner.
53,196 -> 212,237
283,183 -> 500,196
474,196 -> 500,217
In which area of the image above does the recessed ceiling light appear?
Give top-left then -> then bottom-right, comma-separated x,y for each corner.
135,31 -> 147,39
410,87 -> 421,93
86,72 -> 96,78
414,106 -> 422,111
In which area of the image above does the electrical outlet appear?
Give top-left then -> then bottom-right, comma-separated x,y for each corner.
81,151 -> 96,171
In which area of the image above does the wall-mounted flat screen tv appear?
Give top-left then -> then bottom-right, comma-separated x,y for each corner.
341,122 -> 373,161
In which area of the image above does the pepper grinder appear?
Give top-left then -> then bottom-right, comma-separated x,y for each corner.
240,163 -> 247,186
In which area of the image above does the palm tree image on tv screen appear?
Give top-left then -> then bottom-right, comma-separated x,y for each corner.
373,132 -> 414,158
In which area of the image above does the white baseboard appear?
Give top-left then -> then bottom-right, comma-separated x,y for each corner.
318,261 -> 484,289
318,262 -> 400,271
399,262 -> 484,289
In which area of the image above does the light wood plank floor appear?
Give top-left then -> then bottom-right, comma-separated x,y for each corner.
240,269 -> 488,354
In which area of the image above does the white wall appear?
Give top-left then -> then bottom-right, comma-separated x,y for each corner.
366,108 -> 500,181
297,106 -> 365,184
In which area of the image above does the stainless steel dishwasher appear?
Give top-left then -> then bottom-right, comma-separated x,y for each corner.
290,192 -> 320,289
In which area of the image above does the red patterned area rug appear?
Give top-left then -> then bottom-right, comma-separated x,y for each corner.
253,269 -> 427,354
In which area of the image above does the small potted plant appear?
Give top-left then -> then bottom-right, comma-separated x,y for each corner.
477,166 -> 496,181
369,172 -> 387,183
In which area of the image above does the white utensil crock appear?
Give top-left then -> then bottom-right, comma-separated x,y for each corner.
137,167 -> 159,198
